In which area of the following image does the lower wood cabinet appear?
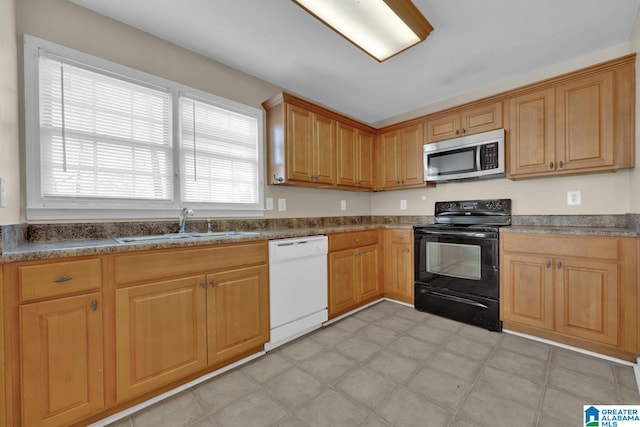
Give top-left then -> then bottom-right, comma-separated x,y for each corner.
21,292 -> 105,427
115,276 -> 208,401
382,229 -> 414,304
206,265 -> 269,365
501,232 -> 637,360
2,242 -> 269,427
328,231 -> 382,318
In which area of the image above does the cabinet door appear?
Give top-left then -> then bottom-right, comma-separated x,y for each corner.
500,253 -> 554,331
313,113 -> 336,184
20,293 -> 104,427
376,131 -> 401,189
207,265 -> 269,366
357,130 -> 375,188
426,112 -> 461,143
555,71 -> 614,171
400,124 -> 425,186
115,276 -> 207,401
555,258 -> 618,346
507,88 -> 556,177
329,250 -> 359,318
285,104 -> 314,183
336,123 -> 357,187
383,230 -> 413,304
461,102 -> 503,136
359,245 -> 382,301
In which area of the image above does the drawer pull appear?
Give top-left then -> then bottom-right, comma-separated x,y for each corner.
91,299 -> 99,312
53,275 -> 73,283
210,279 -> 216,288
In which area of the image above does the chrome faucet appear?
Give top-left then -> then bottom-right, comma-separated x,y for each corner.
178,207 -> 194,233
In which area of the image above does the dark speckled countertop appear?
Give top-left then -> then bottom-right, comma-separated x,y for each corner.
1,214 -> 638,263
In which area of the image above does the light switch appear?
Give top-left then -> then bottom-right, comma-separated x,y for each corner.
265,197 -> 273,210
340,200 -> 347,211
400,199 -> 407,210
278,198 -> 286,211
567,190 -> 581,206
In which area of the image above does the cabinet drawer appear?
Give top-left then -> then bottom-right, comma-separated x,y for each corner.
501,233 -> 621,260
19,258 -> 102,301
387,229 -> 412,244
329,230 -> 378,251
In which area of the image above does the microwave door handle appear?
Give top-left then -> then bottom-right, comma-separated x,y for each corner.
476,145 -> 482,170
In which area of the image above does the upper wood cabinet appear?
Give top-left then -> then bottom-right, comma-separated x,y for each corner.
376,122 -> 426,190
336,123 -> 374,189
507,57 -> 635,178
284,103 -> 336,185
426,101 -> 503,143
263,92 -> 376,189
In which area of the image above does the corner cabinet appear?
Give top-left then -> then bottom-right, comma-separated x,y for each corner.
263,92 -> 376,189
500,232 -> 638,360
376,122 -> 426,190
328,230 -> 382,318
382,229 -> 414,304
506,56 -> 635,178
336,123 -> 375,189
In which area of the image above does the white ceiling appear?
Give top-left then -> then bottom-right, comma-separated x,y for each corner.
70,0 -> 640,125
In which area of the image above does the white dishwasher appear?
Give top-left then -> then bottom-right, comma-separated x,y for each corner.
265,235 -> 328,351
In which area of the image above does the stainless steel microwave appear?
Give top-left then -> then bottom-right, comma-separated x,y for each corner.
423,129 -> 505,182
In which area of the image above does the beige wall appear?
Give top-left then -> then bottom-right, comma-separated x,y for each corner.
0,0 -> 21,225
10,0 -> 640,222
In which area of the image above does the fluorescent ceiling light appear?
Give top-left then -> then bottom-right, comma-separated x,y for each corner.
292,0 -> 433,62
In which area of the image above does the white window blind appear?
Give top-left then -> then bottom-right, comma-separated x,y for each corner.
38,54 -> 173,201
180,97 -> 259,205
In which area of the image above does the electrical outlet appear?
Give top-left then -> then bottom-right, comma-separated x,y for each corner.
340,200 -> 347,211
265,197 -> 273,210
278,198 -> 286,211
567,190 -> 581,206
400,199 -> 407,210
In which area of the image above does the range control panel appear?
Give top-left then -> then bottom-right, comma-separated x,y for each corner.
435,199 -> 511,216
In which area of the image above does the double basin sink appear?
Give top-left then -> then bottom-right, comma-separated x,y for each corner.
114,231 -> 260,244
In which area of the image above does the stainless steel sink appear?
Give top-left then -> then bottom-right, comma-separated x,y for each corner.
114,231 -> 259,244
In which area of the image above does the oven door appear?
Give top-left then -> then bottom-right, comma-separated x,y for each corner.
414,227 -> 499,299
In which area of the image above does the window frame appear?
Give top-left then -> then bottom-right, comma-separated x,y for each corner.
24,35 -> 265,221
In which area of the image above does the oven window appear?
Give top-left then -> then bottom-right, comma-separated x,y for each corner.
426,242 -> 481,280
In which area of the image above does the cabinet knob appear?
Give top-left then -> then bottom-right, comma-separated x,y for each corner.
200,280 -> 206,289
455,129 -> 460,135
90,299 -> 99,312
557,261 -> 562,269
558,160 -> 564,169
273,174 -> 284,184
355,238 -> 361,242
462,128 -> 466,134
53,275 -> 73,283
405,248 -> 410,254
546,260 -> 551,268
210,279 -> 216,288
549,161 -> 554,169
355,251 -> 362,256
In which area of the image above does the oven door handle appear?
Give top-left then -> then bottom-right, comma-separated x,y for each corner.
415,230 -> 497,239
429,290 -> 489,309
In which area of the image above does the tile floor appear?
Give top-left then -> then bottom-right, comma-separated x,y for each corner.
107,300 -> 640,427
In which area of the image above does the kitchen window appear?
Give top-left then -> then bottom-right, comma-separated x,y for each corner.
24,35 -> 264,220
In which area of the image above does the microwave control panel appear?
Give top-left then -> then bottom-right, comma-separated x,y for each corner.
480,142 -> 499,170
